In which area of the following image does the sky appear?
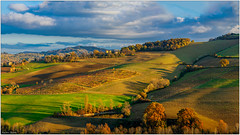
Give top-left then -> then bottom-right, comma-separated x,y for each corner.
1,1 -> 239,54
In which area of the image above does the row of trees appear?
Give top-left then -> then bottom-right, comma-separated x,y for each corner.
43,50 -> 125,63
209,33 -> 239,41
121,38 -> 193,55
53,95 -> 132,118
43,38 -> 193,63
134,78 -> 170,102
83,102 -> 236,134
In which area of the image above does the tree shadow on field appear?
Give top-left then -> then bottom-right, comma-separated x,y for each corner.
150,67 -> 172,73
123,81 -> 148,94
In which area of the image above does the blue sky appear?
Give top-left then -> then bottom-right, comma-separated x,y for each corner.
1,1 -> 239,54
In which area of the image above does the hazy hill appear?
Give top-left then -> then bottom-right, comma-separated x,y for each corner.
41,45 -> 107,55
1,45 -> 107,64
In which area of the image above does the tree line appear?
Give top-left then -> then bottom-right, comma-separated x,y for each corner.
42,38 -> 193,63
121,38 -> 193,56
209,33 -> 239,41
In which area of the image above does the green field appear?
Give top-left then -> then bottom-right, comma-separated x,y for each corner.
1,93 -> 131,125
217,44 -> 239,57
173,40 -> 239,63
195,78 -> 239,88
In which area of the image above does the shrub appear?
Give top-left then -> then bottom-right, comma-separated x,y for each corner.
135,126 -> 142,134
109,99 -> 114,110
219,59 -> 229,67
85,123 -> 96,134
1,120 -> 11,133
1,83 -> 19,95
177,108 -> 203,130
150,78 -> 170,90
217,120 -> 228,134
143,102 -> 167,128
96,123 -> 111,134
60,102 -> 74,116
12,123 -> 24,133
121,102 -> 131,117
140,92 -> 147,99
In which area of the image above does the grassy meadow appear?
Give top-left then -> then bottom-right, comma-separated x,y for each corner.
1,93 -> 131,125
147,67 -> 239,131
216,44 -> 239,57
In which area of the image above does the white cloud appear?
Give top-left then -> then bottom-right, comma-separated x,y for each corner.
229,25 -> 239,33
176,17 -> 184,23
190,25 -> 212,34
9,4 -> 29,12
2,12 -> 56,28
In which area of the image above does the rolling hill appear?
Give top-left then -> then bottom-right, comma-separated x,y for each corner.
1,39 -> 239,133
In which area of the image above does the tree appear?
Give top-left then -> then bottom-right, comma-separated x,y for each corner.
143,102 -> 166,128
219,59 -> 229,67
84,95 -> 89,113
109,99 -> 114,110
217,120 -> 228,134
85,123 -> 96,134
96,123 -> 111,134
121,102 -> 131,116
177,108 -> 203,130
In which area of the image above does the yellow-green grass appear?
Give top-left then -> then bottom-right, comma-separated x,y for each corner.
194,56 -> 239,67
2,62 -> 111,86
85,53 -> 184,95
1,93 -> 131,125
195,78 -> 239,89
1,62 -> 61,80
173,39 -> 239,64
148,67 -> 239,131
217,44 -> 239,57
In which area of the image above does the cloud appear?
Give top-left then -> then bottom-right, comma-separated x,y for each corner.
2,12 -> 56,28
190,25 -> 212,34
229,25 -> 239,33
9,4 -> 29,12
176,17 -> 184,23
1,1 -> 239,42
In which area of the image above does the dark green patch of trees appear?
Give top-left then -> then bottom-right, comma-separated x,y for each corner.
121,38 -> 192,55
209,33 -> 239,41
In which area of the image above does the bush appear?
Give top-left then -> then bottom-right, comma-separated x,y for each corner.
217,120 -> 228,134
121,102 -> 131,117
60,102 -> 75,116
150,78 -> 170,90
219,59 -> 229,67
96,123 -> 111,134
140,92 -> 147,99
1,119 -> 11,133
143,102 -> 167,128
1,82 -> 19,95
85,123 -> 96,134
177,108 -> 203,130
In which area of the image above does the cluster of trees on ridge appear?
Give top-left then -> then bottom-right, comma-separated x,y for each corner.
209,33 -> 239,41
121,38 -> 193,55
42,38 -> 193,63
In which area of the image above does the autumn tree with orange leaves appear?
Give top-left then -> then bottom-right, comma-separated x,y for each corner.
143,102 -> 167,128
177,108 -> 203,130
